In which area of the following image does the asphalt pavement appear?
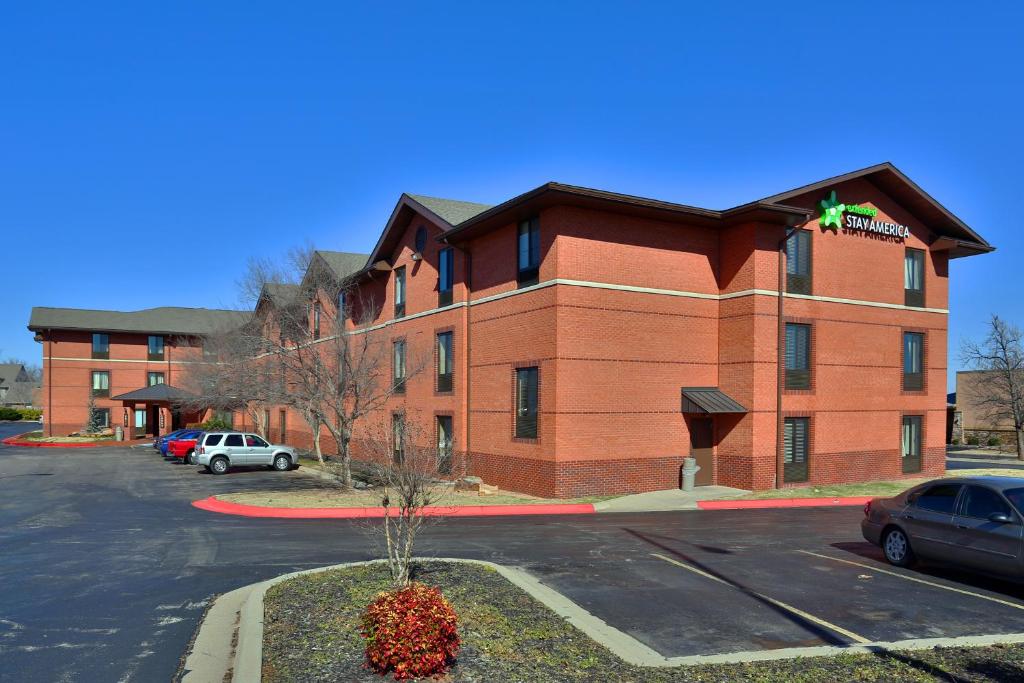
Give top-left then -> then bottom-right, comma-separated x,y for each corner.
5,439 -> 1024,682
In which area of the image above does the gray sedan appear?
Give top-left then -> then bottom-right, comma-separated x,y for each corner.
862,476 -> 1024,577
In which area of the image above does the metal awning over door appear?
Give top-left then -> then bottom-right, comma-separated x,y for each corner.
681,387 -> 747,414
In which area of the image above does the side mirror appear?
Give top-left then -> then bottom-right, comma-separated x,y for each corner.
989,512 -> 1014,524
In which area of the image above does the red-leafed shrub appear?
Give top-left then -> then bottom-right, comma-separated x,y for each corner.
361,582 -> 460,680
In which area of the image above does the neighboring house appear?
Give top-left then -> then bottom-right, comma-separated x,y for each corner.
952,370 -> 1019,445
0,363 -> 40,408
28,162 -> 993,496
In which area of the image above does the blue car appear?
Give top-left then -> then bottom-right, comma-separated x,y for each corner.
155,429 -> 189,451
159,429 -> 201,456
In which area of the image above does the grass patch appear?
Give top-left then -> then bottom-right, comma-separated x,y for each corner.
14,431 -> 115,443
739,469 -> 1024,500
219,486 -> 610,509
263,561 -> 1024,682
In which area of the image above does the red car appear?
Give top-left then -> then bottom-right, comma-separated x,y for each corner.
168,434 -> 202,465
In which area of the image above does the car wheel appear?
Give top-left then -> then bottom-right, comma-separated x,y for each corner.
210,457 -> 229,475
186,450 -> 195,465
882,527 -> 915,567
273,454 -> 292,472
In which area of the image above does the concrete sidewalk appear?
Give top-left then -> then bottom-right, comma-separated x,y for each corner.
594,486 -> 747,512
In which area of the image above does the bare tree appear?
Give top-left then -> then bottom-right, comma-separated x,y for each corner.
961,314 -> 1024,459
364,413 -> 459,587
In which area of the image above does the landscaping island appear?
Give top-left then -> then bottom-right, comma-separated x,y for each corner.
262,561 -> 1024,682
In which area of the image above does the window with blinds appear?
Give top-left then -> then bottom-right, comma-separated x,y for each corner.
439,247 -> 454,307
392,413 -> 405,465
902,415 -> 922,473
393,339 -> 406,394
517,218 -> 540,287
437,415 -> 453,475
904,248 -> 925,307
515,367 -> 539,438
785,323 -> 811,389
784,417 -> 809,482
437,332 -> 453,393
903,332 -> 924,390
785,230 -> 812,295
394,266 -> 406,318
92,370 -> 110,397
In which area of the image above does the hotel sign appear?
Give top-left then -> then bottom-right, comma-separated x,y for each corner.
819,190 -> 910,239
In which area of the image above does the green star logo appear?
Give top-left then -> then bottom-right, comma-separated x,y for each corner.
819,190 -> 846,232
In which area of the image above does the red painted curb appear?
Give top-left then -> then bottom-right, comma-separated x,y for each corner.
697,496 -> 874,510
192,496 -> 596,519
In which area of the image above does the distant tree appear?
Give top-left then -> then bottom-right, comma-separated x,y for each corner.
961,315 -> 1024,459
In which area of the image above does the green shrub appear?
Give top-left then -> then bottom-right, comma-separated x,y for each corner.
967,434 -> 981,446
201,416 -> 233,431
987,435 -> 1003,447
0,407 -> 21,421
17,408 -> 42,420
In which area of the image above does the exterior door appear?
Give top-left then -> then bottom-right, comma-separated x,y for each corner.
245,434 -> 273,465
688,418 -> 714,486
950,485 -> 1023,575
134,409 -> 146,434
901,483 -> 962,559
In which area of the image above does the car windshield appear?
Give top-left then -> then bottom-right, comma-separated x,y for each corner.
1003,487 -> 1024,514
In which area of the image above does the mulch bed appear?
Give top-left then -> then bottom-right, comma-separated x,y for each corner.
262,561 -> 1024,682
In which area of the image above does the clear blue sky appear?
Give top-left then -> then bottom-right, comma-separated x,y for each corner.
2,2 -> 1020,391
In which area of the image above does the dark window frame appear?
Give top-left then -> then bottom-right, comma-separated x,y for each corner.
393,339 -> 406,394
904,248 -> 926,308
514,366 -> 539,439
91,370 -> 110,398
436,331 -> 453,393
901,414 -> 923,473
312,300 -> 321,340
95,408 -> 110,428
913,483 -> 963,514
517,217 -> 540,287
394,266 -> 406,318
147,335 -> 165,361
786,229 -> 813,295
92,333 -> 109,360
147,372 -> 165,387
437,415 -> 453,475
903,331 -> 925,391
783,416 -> 809,483
438,247 -> 454,307
784,322 -> 811,390
392,412 -> 405,465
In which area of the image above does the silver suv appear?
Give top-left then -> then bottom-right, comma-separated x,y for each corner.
196,432 -> 297,475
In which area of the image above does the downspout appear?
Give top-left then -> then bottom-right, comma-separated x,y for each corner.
776,226 -> 800,489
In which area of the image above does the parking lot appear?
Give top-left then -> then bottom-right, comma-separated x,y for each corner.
4,440 -> 1024,680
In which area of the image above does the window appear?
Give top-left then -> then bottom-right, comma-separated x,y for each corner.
92,333 -> 109,359
783,417 -> 809,482
439,247 -> 454,307
905,248 -> 925,307
95,408 -> 110,428
337,290 -> 347,321
913,483 -> 962,514
225,434 -> 244,447
517,217 -> 540,287
515,367 -> 539,438
901,415 -> 922,473
148,335 -> 165,361
394,266 -> 406,318
903,332 -> 924,390
203,433 -> 224,447
279,409 -> 287,443
785,230 -> 812,295
92,371 -> 110,397
437,416 -> 453,475
393,339 -> 406,393
147,372 -> 165,386
392,413 -> 405,465
245,435 -> 269,448
785,323 -> 811,389
214,409 -> 234,428
202,342 -> 217,361
1002,488 -> 1024,514
134,409 -> 146,429
313,301 -> 321,340
437,332 -> 453,392
960,486 -> 1013,520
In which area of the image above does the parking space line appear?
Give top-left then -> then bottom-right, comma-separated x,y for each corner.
649,552 -> 870,644
796,550 -> 1024,611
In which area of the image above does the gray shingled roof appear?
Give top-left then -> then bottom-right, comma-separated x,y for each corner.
0,364 -> 29,386
260,282 -> 300,307
407,194 -> 493,226
28,307 -> 250,336
315,251 -> 369,281
110,384 -> 197,402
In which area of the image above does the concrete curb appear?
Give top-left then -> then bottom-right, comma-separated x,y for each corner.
698,496 -> 874,510
191,495 -> 596,518
180,558 -> 1024,682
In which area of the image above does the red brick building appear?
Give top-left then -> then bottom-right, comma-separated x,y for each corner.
29,163 -> 992,496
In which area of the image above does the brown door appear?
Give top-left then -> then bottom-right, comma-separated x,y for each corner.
689,418 -> 714,486
147,405 -> 160,436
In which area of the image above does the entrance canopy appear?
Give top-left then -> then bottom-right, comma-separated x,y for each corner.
111,384 -> 196,403
681,387 -> 747,414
